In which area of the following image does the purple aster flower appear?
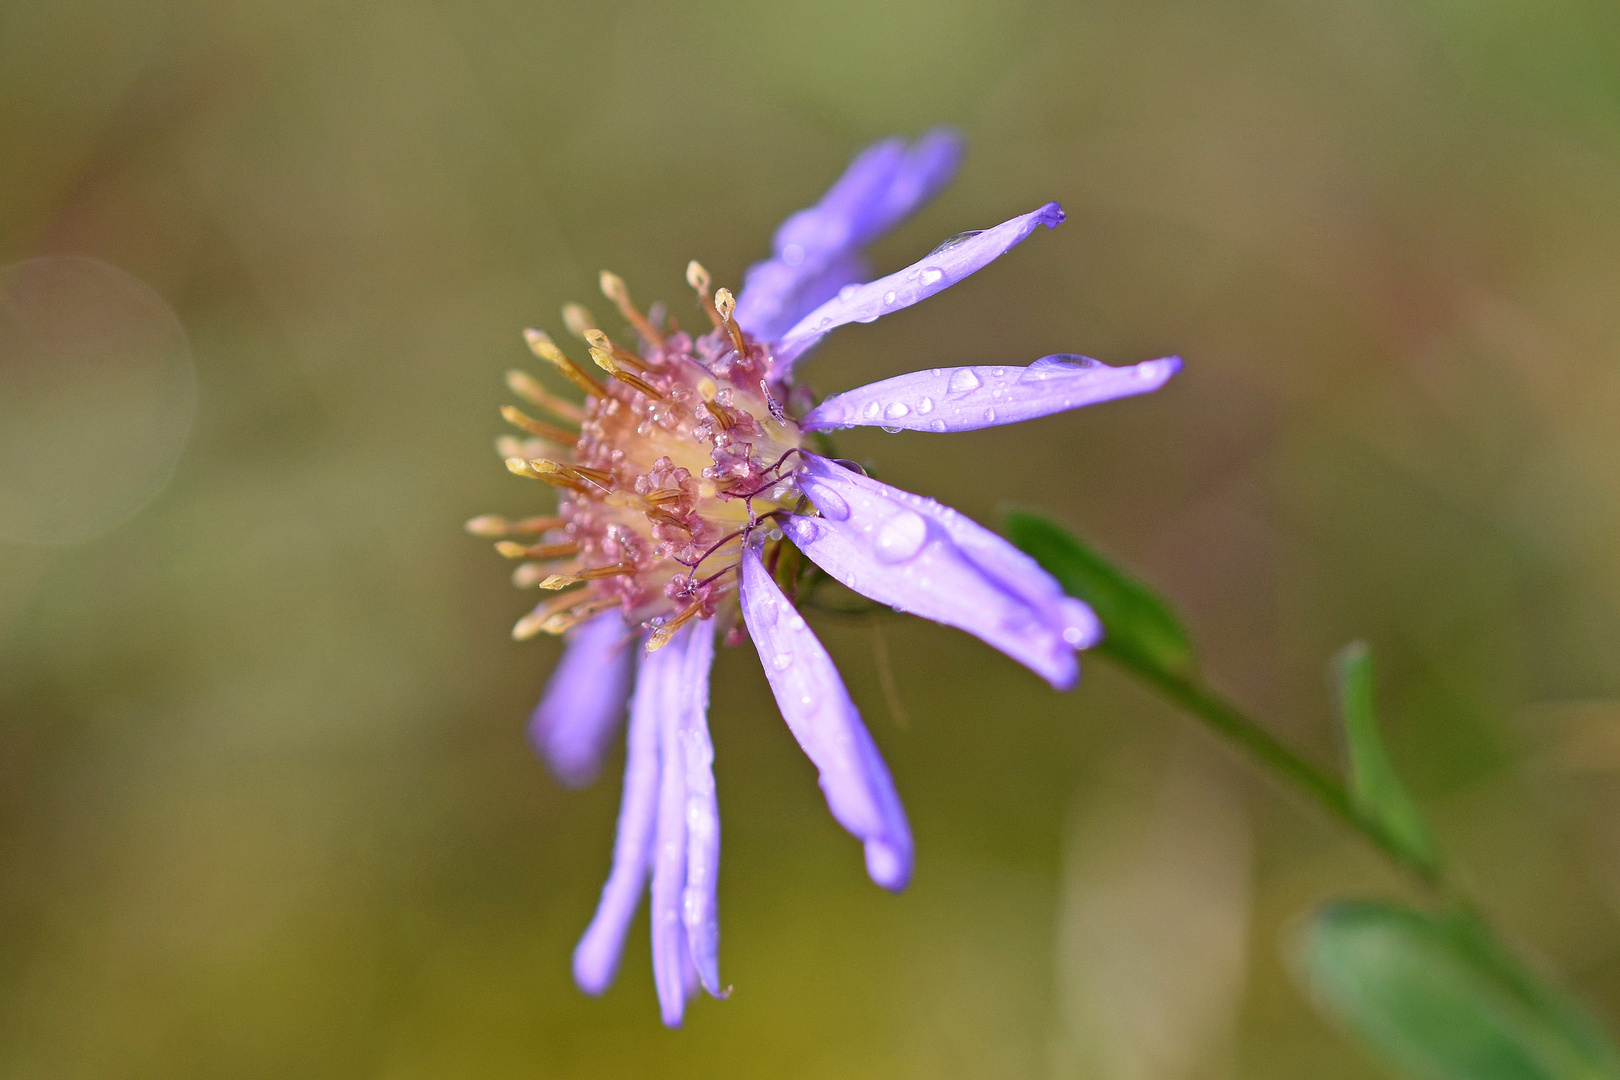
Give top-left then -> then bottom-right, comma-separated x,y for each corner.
469,128 -> 1179,1025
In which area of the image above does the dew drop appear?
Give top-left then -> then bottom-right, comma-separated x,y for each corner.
929,419 -> 946,432
863,401 -> 882,420
983,407 -> 997,423
881,426 -> 902,434
787,614 -> 806,631
928,230 -> 983,256
874,509 -> 928,563
946,369 -> 981,395
882,290 -> 897,306
838,283 -> 859,300
915,397 -> 934,415
930,368 -> 942,377
884,402 -> 910,419
813,487 -> 851,521
772,653 -> 793,672
991,367 -> 1005,377
919,266 -> 945,287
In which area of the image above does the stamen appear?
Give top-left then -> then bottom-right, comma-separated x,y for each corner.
506,369 -> 586,424
505,457 -> 590,492
599,271 -> 664,349
513,591 -> 614,641
537,594 -> 620,636
495,540 -> 583,560
524,329 -> 604,398
464,514 -> 564,537
704,400 -> 737,430
501,405 -> 579,447
561,303 -> 598,340
588,347 -> 666,400
646,599 -> 704,651
713,287 -> 748,356
539,562 -> 636,590
686,260 -> 723,328
583,329 -> 649,371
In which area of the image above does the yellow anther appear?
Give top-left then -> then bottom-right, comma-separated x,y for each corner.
696,376 -> 718,401
513,591 -> 595,641
495,540 -> 582,560
687,260 -> 723,329
539,563 -> 635,590
501,405 -> 578,447
524,329 -> 603,398
561,303 -> 598,340
589,347 -> 665,400
536,595 -> 620,636
647,601 -> 704,651
584,328 -> 647,370
714,287 -> 748,355
506,368 -> 586,423
465,514 -> 511,537
599,270 -> 664,349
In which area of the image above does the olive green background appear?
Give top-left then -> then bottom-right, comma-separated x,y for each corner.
5,0 -> 1620,1076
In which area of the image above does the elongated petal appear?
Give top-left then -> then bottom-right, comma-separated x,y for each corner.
774,202 -> 1065,373
678,620 -> 724,998
783,455 -> 1100,689
571,632 -> 662,995
528,611 -> 635,787
802,355 -> 1182,433
738,542 -> 913,891
736,129 -> 963,341
650,622 -> 697,1027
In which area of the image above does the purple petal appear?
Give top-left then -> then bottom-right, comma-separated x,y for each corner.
783,455 -> 1100,690
738,542 -> 913,891
650,622 -> 698,1027
735,129 -> 963,341
528,611 -> 635,787
773,202 -> 1066,373
571,632 -> 663,996
802,355 -> 1182,433
677,620 -> 723,998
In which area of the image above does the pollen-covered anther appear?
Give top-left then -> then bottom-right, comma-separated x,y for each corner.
646,600 -> 705,651
583,329 -> 648,372
501,405 -> 578,447
505,369 -> 586,424
495,539 -> 582,560
713,287 -> 748,356
599,271 -> 664,349
686,260 -> 723,328
524,329 -> 604,398
561,303 -> 598,340
539,563 -> 637,590
588,347 -> 665,400
537,594 -> 620,636
465,513 -> 564,537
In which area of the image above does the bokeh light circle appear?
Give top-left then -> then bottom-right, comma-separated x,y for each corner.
0,257 -> 197,546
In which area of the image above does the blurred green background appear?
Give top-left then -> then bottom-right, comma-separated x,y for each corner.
5,0 -> 1620,1076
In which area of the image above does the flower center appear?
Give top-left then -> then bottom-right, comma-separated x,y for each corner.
473,265 -> 806,647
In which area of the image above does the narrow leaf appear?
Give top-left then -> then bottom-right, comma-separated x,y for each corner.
1004,510 -> 1193,677
1335,642 -> 1440,876
1301,901 -> 1620,1080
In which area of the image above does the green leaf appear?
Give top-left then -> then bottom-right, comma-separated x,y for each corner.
1004,509 -> 1193,677
1301,901 -> 1620,1080
1335,642 -> 1441,877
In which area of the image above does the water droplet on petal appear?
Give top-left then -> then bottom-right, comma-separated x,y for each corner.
838,283 -> 859,300
928,230 -> 983,256
880,426 -> 902,434
884,402 -> 910,419
874,509 -> 928,563
929,419 -> 946,432
772,653 -> 793,672
882,290 -> 897,306
818,317 -> 832,329
991,367 -> 1005,377
946,369 -> 981,396
919,266 -> 945,287
863,401 -> 882,420
787,615 -> 806,631
929,368 -> 942,377
915,397 -> 934,414
983,407 -> 997,423
812,487 -> 850,521
782,243 -> 805,267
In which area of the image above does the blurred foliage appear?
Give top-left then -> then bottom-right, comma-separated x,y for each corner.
5,0 -> 1620,1076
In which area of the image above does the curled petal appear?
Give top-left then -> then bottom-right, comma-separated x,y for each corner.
736,129 -> 963,341
738,542 -> 913,891
571,631 -> 663,996
528,611 -> 635,787
801,355 -> 1182,433
678,620 -> 723,999
774,202 -> 1066,373
783,454 -> 1100,690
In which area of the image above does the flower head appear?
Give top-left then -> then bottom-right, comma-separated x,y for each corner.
470,129 -> 1179,1025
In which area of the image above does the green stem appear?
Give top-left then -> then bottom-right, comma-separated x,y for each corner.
1119,657 -> 1443,890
